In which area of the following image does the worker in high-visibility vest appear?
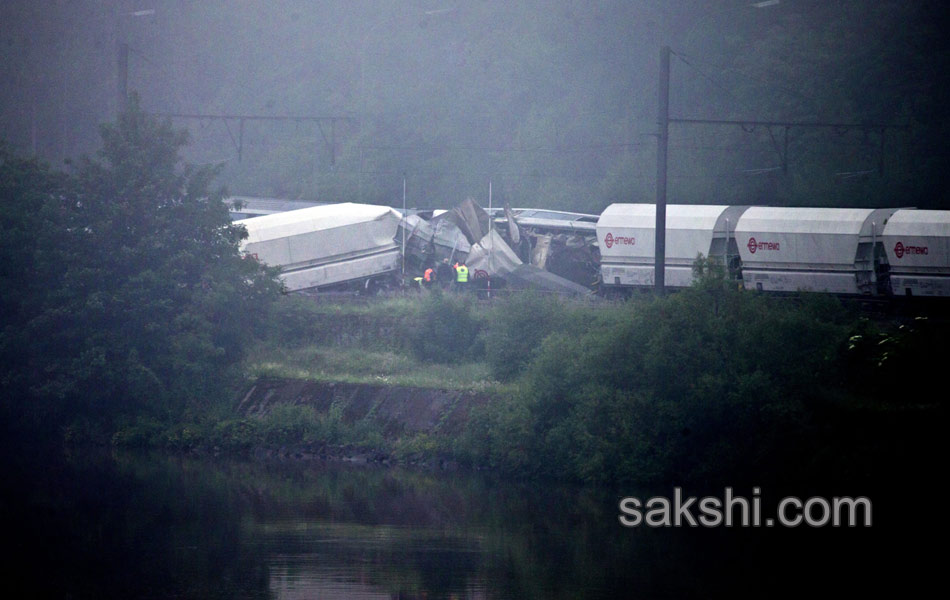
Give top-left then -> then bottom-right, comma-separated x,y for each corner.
423,266 -> 435,288
454,261 -> 469,290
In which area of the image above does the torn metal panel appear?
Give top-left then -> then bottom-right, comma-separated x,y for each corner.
466,229 -> 523,277
544,233 -> 601,289
481,207 -> 601,289
397,214 -> 434,271
431,217 -> 472,257
443,197 -> 490,245
464,227 -> 591,296
530,234 -> 553,269
493,208 -> 599,234
504,202 -> 521,245
413,199 -> 601,294
398,213 -> 471,271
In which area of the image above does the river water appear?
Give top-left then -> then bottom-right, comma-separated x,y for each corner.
1,449 -> 934,599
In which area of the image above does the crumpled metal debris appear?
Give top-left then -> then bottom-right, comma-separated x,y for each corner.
399,198 -> 596,296
465,229 -> 523,278
530,234 -> 553,269
398,213 -> 471,272
504,202 -> 521,246
444,197 -> 490,245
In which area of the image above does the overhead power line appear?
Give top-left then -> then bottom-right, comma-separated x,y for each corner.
151,112 -> 356,163
668,117 -> 907,176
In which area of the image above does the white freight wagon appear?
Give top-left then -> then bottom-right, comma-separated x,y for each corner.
236,203 -> 402,292
735,207 -> 897,294
597,204 -> 749,289
881,209 -> 950,297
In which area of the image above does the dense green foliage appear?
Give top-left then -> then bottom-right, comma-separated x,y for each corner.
406,291 -> 483,364
0,100 -> 281,435
482,293 -> 570,381
0,147 -> 66,392
457,280 -> 946,484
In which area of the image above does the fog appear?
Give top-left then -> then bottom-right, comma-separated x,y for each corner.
2,0 -> 947,211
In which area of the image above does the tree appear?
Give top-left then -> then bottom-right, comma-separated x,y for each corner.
0,144 -> 68,412
2,98 -> 281,429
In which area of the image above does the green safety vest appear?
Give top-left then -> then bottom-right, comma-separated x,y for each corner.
456,265 -> 469,282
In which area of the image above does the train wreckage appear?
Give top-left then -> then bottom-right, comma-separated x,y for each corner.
234,198 -> 950,298
235,199 -> 598,296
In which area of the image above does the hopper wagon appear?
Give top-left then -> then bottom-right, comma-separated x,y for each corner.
597,203 -> 950,298
881,209 -> 950,297
734,207 -> 897,295
597,203 -> 748,291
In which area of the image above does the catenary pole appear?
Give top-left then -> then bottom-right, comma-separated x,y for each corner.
402,174 -> 407,276
655,45 -> 670,295
488,179 -> 493,299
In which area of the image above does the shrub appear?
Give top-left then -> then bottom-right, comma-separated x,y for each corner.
482,293 -> 565,381
111,418 -> 165,448
264,295 -> 327,346
463,285 -> 864,483
210,419 -> 261,450
259,403 -> 321,444
406,291 -> 483,363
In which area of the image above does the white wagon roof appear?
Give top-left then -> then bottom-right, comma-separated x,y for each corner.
735,207 -> 890,237
236,203 -> 401,245
599,203 -> 734,231
881,209 -> 950,236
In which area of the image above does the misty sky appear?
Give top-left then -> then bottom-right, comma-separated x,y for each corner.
2,1 -> 947,209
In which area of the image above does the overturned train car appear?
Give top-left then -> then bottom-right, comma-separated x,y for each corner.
597,204 -> 950,298
235,203 -> 402,292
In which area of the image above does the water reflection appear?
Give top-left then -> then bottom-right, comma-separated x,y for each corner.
0,448 -> 935,599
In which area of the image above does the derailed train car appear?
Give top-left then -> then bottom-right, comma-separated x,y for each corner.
597,204 -> 950,297
235,203 -> 402,292
234,198 -> 595,296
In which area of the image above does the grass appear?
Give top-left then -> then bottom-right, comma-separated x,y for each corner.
246,343 -> 507,392
288,293 -> 421,318
248,293 -> 513,392
245,292 -> 620,394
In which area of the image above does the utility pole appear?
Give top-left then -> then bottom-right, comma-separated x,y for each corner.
115,9 -> 155,118
488,179 -> 493,299
655,45 -> 671,296
402,173 -> 407,276
654,38 -> 905,299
